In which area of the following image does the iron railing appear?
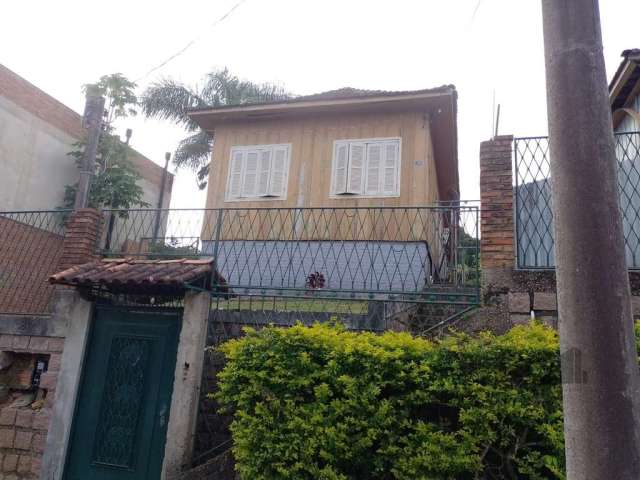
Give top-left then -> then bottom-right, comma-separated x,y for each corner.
0,210 -> 69,314
514,131 -> 640,269
99,205 -> 480,304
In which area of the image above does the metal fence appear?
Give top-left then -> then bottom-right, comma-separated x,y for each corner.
97,204 -> 480,466
100,205 -> 480,304
0,205 -> 479,467
0,210 -> 69,314
514,131 -> 640,269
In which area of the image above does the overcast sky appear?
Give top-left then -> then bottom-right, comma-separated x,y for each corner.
2,0 -> 638,207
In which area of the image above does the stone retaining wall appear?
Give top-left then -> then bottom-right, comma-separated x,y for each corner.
0,334 -> 64,479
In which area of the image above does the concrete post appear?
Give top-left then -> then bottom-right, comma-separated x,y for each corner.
40,291 -> 93,480
162,291 -> 211,479
74,92 -> 105,209
541,0 -> 640,478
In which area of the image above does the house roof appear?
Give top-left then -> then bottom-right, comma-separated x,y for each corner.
49,257 -> 223,295
609,49 -> 640,128
188,85 -> 455,113
0,63 -> 173,190
188,85 -> 459,201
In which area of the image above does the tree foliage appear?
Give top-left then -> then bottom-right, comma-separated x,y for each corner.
63,73 -> 148,212
141,68 -> 291,188
216,322 -> 566,480
85,72 -> 138,124
63,134 -> 149,212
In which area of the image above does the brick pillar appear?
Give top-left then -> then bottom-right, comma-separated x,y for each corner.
480,135 -> 515,271
57,209 -> 102,271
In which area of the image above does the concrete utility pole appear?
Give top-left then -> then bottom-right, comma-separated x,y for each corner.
152,152 -> 172,242
540,1 -> 640,478
74,90 -> 105,209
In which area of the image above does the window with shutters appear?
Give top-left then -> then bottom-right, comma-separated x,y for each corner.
331,138 -> 401,197
226,144 -> 291,200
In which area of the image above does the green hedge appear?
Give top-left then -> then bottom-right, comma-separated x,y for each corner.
216,323 -> 565,479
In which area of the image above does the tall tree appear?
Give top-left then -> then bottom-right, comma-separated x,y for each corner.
88,73 -> 138,126
141,68 -> 290,189
63,73 -> 149,213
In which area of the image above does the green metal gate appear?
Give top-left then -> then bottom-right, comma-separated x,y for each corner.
64,306 -> 181,480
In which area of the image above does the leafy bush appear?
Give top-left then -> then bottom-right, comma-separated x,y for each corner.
216,323 -> 564,480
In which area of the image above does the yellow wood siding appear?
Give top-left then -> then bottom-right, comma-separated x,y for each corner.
205,111 -> 439,210
203,111 -> 442,243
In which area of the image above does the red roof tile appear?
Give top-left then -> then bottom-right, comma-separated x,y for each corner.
49,257 -> 223,294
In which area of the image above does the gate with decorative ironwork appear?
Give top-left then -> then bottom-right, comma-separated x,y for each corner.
96,204 -> 480,468
64,306 -> 181,480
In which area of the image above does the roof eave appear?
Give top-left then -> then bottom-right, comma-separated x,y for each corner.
187,89 -> 457,130
610,53 -> 640,129
188,87 -> 460,202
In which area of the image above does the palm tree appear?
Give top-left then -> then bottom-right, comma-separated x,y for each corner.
141,68 -> 291,189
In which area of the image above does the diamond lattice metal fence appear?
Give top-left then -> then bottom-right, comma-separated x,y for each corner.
514,132 -> 640,269
99,205 -> 480,304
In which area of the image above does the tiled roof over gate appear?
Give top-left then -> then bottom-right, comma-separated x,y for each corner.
49,257 -> 222,295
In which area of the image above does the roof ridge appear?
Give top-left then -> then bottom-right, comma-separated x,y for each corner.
188,84 -> 456,114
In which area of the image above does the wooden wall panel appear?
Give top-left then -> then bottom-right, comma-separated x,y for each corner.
204,110 -> 444,242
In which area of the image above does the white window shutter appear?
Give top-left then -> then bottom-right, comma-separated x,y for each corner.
257,149 -> 272,196
332,143 -> 348,194
269,146 -> 288,196
242,150 -> 258,197
383,141 -> 399,195
365,143 -> 382,195
228,150 -> 244,198
347,143 -> 365,194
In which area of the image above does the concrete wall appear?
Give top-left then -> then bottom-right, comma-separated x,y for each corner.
0,64 -> 173,212
0,96 -> 78,211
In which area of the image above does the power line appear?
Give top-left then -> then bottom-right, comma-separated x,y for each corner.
134,0 -> 249,83
467,0 -> 484,29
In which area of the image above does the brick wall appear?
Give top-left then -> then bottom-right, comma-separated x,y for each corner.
0,209 -> 102,315
0,209 -> 100,478
476,135 -> 561,331
57,209 -> 102,273
474,135 -> 640,334
0,64 -> 84,140
0,216 -> 64,315
0,334 -> 64,479
479,135 -> 515,270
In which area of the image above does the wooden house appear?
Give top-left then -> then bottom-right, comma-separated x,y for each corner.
188,87 -> 460,294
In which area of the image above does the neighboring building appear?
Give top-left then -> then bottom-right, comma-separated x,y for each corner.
189,87 -> 459,293
610,49 -> 640,267
610,48 -> 640,133
516,48 -> 640,268
0,63 -> 173,212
